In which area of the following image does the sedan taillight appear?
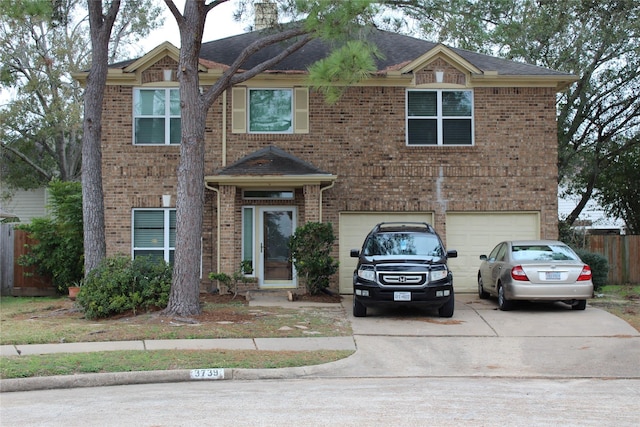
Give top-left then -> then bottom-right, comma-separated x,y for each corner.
511,265 -> 530,281
577,265 -> 592,281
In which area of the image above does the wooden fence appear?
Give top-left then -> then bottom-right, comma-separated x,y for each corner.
588,235 -> 640,285
0,224 -> 55,296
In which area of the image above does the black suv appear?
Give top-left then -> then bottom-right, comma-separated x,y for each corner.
350,222 -> 458,318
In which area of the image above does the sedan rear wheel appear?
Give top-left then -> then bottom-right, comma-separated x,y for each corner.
478,275 -> 489,299
497,284 -> 514,311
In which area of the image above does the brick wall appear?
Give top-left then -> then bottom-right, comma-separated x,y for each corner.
100,58 -> 559,289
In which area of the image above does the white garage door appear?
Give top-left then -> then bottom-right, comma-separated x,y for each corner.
446,212 -> 539,292
338,212 -> 434,293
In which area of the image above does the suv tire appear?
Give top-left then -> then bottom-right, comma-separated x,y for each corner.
438,291 -> 455,318
353,297 -> 367,317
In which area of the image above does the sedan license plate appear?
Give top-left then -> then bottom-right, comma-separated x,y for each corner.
394,291 -> 411,301
545,271 -> 561,281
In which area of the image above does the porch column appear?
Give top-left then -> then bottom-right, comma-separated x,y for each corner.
303,184 -> 321,223
219,184 -> 236,274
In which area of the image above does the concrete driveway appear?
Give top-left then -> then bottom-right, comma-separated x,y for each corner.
314,293 -> 640,379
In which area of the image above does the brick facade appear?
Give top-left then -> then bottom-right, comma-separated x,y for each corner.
98,47 -> 562,293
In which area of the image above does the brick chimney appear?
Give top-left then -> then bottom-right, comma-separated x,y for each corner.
255,1 -> 278,30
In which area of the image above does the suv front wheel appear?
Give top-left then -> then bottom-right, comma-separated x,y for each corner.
353,297 -> 367,317
438,291 -> 455,318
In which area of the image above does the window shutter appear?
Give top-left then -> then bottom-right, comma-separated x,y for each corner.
293,87 -> 309,134
231,87 -> 247,133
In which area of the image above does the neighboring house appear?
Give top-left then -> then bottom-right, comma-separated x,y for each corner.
558,189 -> 626,235
0,187 -> 49,224
74,27 -> 576,294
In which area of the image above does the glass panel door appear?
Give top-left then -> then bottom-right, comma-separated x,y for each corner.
259,207 -> 296,288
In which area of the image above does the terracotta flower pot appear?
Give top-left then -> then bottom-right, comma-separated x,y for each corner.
68,286 -> 81,300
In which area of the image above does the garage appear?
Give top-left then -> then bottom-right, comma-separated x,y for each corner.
338,212 -> 434,293
446,212 -> 540,292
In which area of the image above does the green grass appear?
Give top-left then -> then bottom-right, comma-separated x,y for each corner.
0,349 -> 354,379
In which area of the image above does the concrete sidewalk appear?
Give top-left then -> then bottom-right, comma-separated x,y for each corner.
0,336 -> 355,357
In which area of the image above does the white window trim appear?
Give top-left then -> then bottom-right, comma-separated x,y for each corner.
131,208 -> 175,263
133,88 -> 180,145
405,89 -> 474,146
248,88 -> 294,134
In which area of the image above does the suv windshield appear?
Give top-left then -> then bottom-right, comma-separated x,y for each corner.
363,232 -> 444,257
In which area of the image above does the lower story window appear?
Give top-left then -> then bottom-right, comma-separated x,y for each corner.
132,209 -> 175,264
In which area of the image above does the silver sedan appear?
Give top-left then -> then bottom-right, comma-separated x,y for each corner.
477,240 -> 594,311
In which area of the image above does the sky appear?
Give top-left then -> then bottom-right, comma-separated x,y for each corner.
140,1 -> 247,51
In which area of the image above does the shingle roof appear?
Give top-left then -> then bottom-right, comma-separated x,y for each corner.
112,26 -> 572,77
216,145 -> 331,176
199,26 -> 569,76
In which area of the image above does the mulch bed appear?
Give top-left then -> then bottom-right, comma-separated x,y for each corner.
201,292 -> 343,304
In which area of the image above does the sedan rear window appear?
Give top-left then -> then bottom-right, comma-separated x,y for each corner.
511,245 -> 579,261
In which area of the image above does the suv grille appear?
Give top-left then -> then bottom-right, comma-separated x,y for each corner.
379,272 -> 427,286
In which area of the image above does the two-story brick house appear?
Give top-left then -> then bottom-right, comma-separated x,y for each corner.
76,27 -> 576,294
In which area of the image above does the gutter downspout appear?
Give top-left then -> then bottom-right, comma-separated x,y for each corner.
319,181 -> 335,222
204,90 -> 227,275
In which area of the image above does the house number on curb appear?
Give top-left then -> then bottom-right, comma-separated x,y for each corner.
190,368 -> 225,380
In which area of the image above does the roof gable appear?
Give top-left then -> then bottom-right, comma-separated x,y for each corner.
399,44 -> 481,76
122,42 -> 181,73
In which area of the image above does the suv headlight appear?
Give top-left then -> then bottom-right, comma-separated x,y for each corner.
357,265 -> 376,282
429,267 -> 448,282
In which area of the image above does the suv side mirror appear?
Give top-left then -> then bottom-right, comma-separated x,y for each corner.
479,254 -> 487,261
350,249 -> 360,258
447,250 -> 458,258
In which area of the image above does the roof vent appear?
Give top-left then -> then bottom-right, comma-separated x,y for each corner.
255,1 -> 278,30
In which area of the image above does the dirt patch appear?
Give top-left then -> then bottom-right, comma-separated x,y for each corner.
589,287 -> 640,332
295,292 -> 343,304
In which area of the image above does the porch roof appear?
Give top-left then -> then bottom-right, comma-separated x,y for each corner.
205,145 -> 337,187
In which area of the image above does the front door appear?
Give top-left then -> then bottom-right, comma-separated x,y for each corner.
258,207 -> 296,288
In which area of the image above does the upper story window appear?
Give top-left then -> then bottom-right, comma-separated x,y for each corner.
132,209 -> 175,264
133,88 -> 181,145
249,89 -> 293,133
232,87 -> 309,134
406,90 -> 473,146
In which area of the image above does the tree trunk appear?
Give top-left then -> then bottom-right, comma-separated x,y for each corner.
565,168 -> 598,226
163,1 -> 207,316
82,1 -> 120,276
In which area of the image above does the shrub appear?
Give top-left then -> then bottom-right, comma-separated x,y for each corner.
208,261 -> 257,297
574,249 -> 609,292
558,219 -> 589,250
17,180 -> 83,293
76,255 -> 172,319
289,222 -> 339,295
